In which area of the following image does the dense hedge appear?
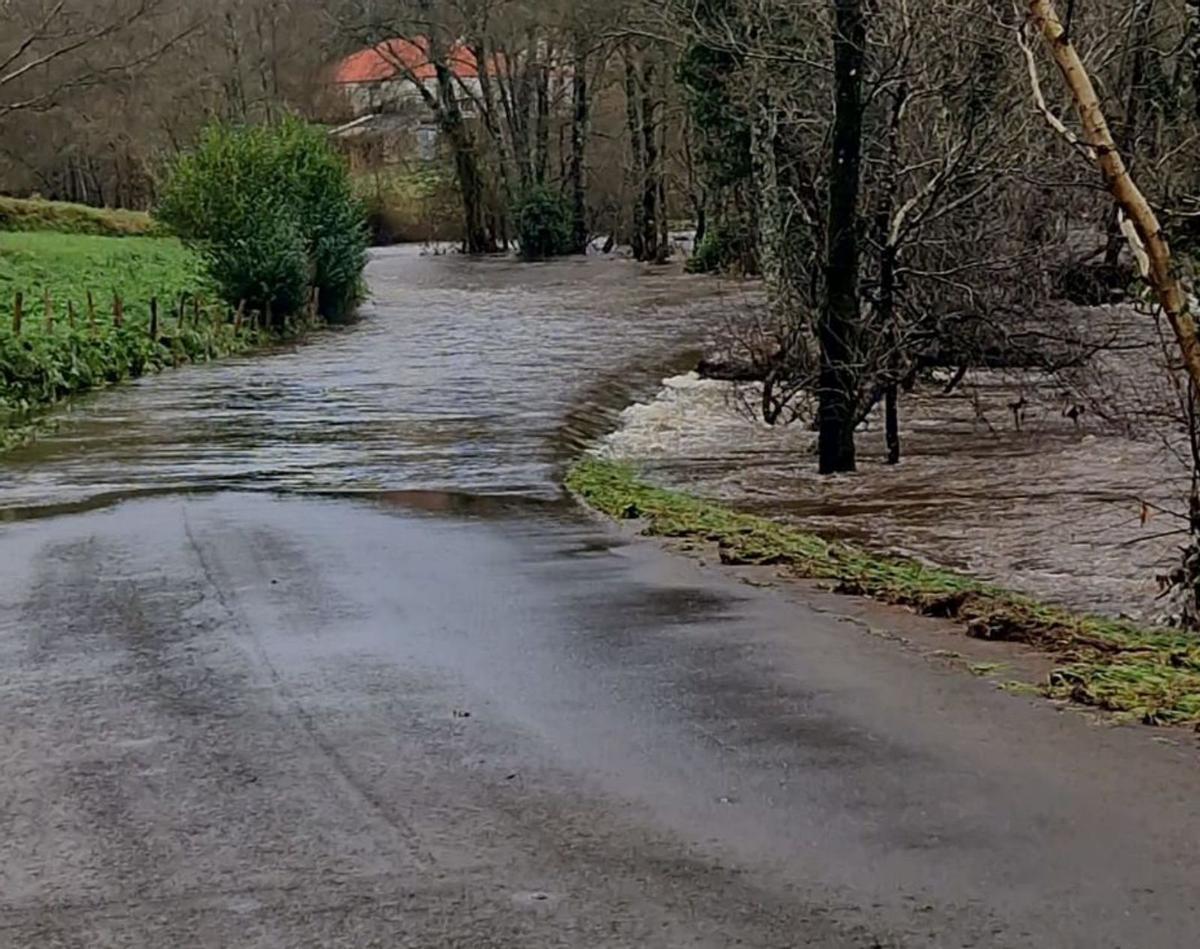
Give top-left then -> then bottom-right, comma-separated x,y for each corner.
514,186 -> 574,260
157,119 -> 368,323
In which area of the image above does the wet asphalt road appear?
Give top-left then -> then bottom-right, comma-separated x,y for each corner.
3,250 -> 1200,947
4,492 -> 1200,947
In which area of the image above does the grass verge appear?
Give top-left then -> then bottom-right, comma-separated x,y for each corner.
567,456 -> 1200,727
0,196 -> 157,237
0,231 -> 262,444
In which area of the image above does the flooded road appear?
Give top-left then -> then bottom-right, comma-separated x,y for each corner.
4,249 -> 1200,947
1,248 -> 1177,622
0,246 -> 724,513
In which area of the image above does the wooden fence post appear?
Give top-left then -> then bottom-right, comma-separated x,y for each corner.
264,301 -> 272,332
67,300 -> 76,329
149,298 -> 159,339
87,291 -> 97,335
12,291 -> 23,335
43,289 -> 53,332
233,300 -> 245,333
113,293 -> 124,328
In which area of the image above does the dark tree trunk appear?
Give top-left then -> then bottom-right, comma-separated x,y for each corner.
1191,0 -> 1200,118
885,384 -> 900,465
534,60 -> 551,186
1104,0 -> 1156,269
410,7 -> 496,254
568,38 -> 591,254
878,83 -> 907,466
623,49 -> 646,261
640,52 -> 661,263
655,55 -> 671,264
473,39 -> 514,245
436,67 -> 495,254
819,0 -> 867,474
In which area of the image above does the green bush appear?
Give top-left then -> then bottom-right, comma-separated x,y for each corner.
686,222 -> 757,275
513,186 -> 573,260
157,119 -> 368,323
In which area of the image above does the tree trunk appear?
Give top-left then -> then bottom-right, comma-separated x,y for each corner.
878,83 -> 908,465
568,37 -> 591,254
885,384 -> 900,466
1029,0 -> 1200,393
434,63 -> 494,254
1188,0 -> 1200,119
534,60 -> 551,186
623,48 -> 646,261
473,39 -> 514,245
820,0 -> 867,475
1103,0 -> 1156,269
640,52 -> 661,263
749,77 -> 787,327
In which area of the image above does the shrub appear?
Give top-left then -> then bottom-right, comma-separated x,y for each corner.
513,186 -> 573,260
686,222 -> 757,275
356,167 -> 462,245
157,119 -> 368,323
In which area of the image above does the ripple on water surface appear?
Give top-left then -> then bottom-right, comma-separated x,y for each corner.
0,247 -> 731,514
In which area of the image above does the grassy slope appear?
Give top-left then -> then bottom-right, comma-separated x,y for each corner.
0,196 -> 156,237
0,231 -> 256,441
1,231 -> 206,317
567,457 -> 1200,726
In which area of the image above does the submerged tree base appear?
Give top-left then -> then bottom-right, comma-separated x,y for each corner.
566,457 -> 1200,727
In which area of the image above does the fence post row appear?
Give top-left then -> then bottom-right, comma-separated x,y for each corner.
8,288 -> 287,341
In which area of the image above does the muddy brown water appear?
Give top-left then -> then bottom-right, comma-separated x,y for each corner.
0,247 -> 725,516
604,360 -> 1187,621
0,246 -> 1184,619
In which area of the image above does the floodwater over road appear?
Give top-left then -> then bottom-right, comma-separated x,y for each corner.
4,248 -> 1200,947
0,246 -> 726,514
0,248 -> 1180,621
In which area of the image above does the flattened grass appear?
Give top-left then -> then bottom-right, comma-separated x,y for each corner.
567,457 -> 1200,726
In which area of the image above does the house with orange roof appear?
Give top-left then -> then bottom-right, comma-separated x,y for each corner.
332,37 -> 489,118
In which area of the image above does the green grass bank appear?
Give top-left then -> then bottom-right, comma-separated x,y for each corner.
0,196 -> 157,237
0,230 -> 262,448
567,457 -> 1200,727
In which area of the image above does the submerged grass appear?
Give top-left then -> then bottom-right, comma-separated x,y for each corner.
567,456 -> 1200,727
0,231 -> 261,442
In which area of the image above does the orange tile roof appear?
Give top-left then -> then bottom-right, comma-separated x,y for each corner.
333,37 -> 482,85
